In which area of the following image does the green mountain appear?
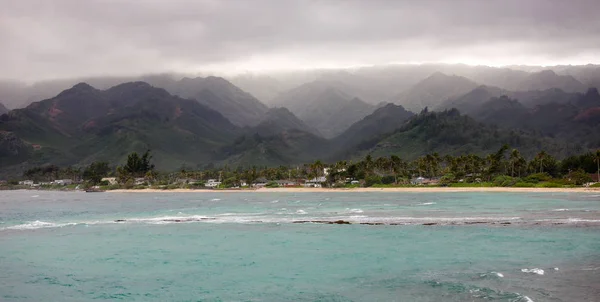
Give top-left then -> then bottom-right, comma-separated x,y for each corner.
348,109 -> 580,161
0,82 -> 241,170
271,81 -> 376,138
217,130 -> 330,167
459,88 -> 600,149
331,103 -> 414,159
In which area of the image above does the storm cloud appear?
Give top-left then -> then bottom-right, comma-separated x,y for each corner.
2,0 -> 599,81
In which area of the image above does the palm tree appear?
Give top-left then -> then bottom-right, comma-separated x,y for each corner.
534,151 -> 548,174
509,149 -> 522,177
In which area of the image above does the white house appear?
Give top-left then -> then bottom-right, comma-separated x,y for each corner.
411,177 -> 425,185
275,179 -> 298,187
19,180 -> 34,186
205,179 -> 222,188
53,179 -> 73,186
134,178 -> 146,186
101,177 -> 117,185
304,176 -> 326,188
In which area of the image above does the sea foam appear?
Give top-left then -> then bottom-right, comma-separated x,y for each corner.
521,268 -> 544,275
5,220 -> 77,230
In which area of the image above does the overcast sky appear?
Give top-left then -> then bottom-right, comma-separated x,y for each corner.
2,0 -> 599,81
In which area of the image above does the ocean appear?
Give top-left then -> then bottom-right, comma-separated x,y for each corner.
1,190 -> 599,301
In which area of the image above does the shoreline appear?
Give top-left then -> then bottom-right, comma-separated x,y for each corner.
106,187 -> 600,193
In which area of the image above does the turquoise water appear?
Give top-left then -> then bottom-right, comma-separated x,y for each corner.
1,191 -> 599,301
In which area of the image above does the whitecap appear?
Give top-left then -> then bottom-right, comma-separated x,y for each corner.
417,202 -> 436,206
349,208 -> 364,213
480,271 -> 504,278
515,295 -> 534,302
553,267 -> 559,271
210,198 -> 221,201
521,268 -> 544,275
5,220 -> 77,230
31,195 -> 39,198
552,208 -> 569,211
270,200 -> 279,203
295,210 -> 307,214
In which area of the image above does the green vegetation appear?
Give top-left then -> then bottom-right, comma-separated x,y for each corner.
5,146 -> 599,190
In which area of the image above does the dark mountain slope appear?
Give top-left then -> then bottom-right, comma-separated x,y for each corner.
350,109 -> 579,161
331,103 -> 414,157
218,130 -> 330,167
0,82 -> 242,170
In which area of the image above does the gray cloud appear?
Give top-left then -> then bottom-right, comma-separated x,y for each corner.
1,0 -> 599,81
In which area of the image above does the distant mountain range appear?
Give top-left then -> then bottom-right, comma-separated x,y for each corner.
1,64 -> 599,176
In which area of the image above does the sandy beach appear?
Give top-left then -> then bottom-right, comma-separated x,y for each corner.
107,187 -> 600,193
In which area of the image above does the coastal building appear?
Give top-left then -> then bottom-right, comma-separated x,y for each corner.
101,177 -> 117,185
411,177 -> 425,185
304,176 -> 326,188
53,179 -> 73,186
275,179 -> 298,187
252,178 -> 268,187
205,179 -> 222,188
134,178 -> 146,186
19,180 -> 34,186
411,177 -> 439,185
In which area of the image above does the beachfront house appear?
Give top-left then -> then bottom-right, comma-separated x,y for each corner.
411,177 -> 425,185
252,178 -> 268,187
304,176 -> 326,188
205,179 -> 221,188
275,179 -> 298,187
19,180 -> 34,186
411,177 -> 439,185
53,179 -> 73,186
134,178 -> 147,186
101,177 -> 117,185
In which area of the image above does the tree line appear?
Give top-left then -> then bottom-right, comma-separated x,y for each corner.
16,147 -> 600,188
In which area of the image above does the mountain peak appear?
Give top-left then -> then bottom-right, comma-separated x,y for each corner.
72,82 -> 96,90
55,82 -> 99,98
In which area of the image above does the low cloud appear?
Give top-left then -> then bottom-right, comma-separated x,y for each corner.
1,0 -> 599,81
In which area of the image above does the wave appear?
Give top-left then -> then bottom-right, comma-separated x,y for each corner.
210,198 -> 221,201
521,268 -> 544,275
417,202 -> 436,206
4,220 -> 77,230
346,208 -> 364,213
479,271 -> 504,279
4,212 -> 600,232
552,208 -> 569,211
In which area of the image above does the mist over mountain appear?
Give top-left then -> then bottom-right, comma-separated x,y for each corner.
392,72 -> 479,112
1,62 -> 600,176
271,81 -> 377,138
